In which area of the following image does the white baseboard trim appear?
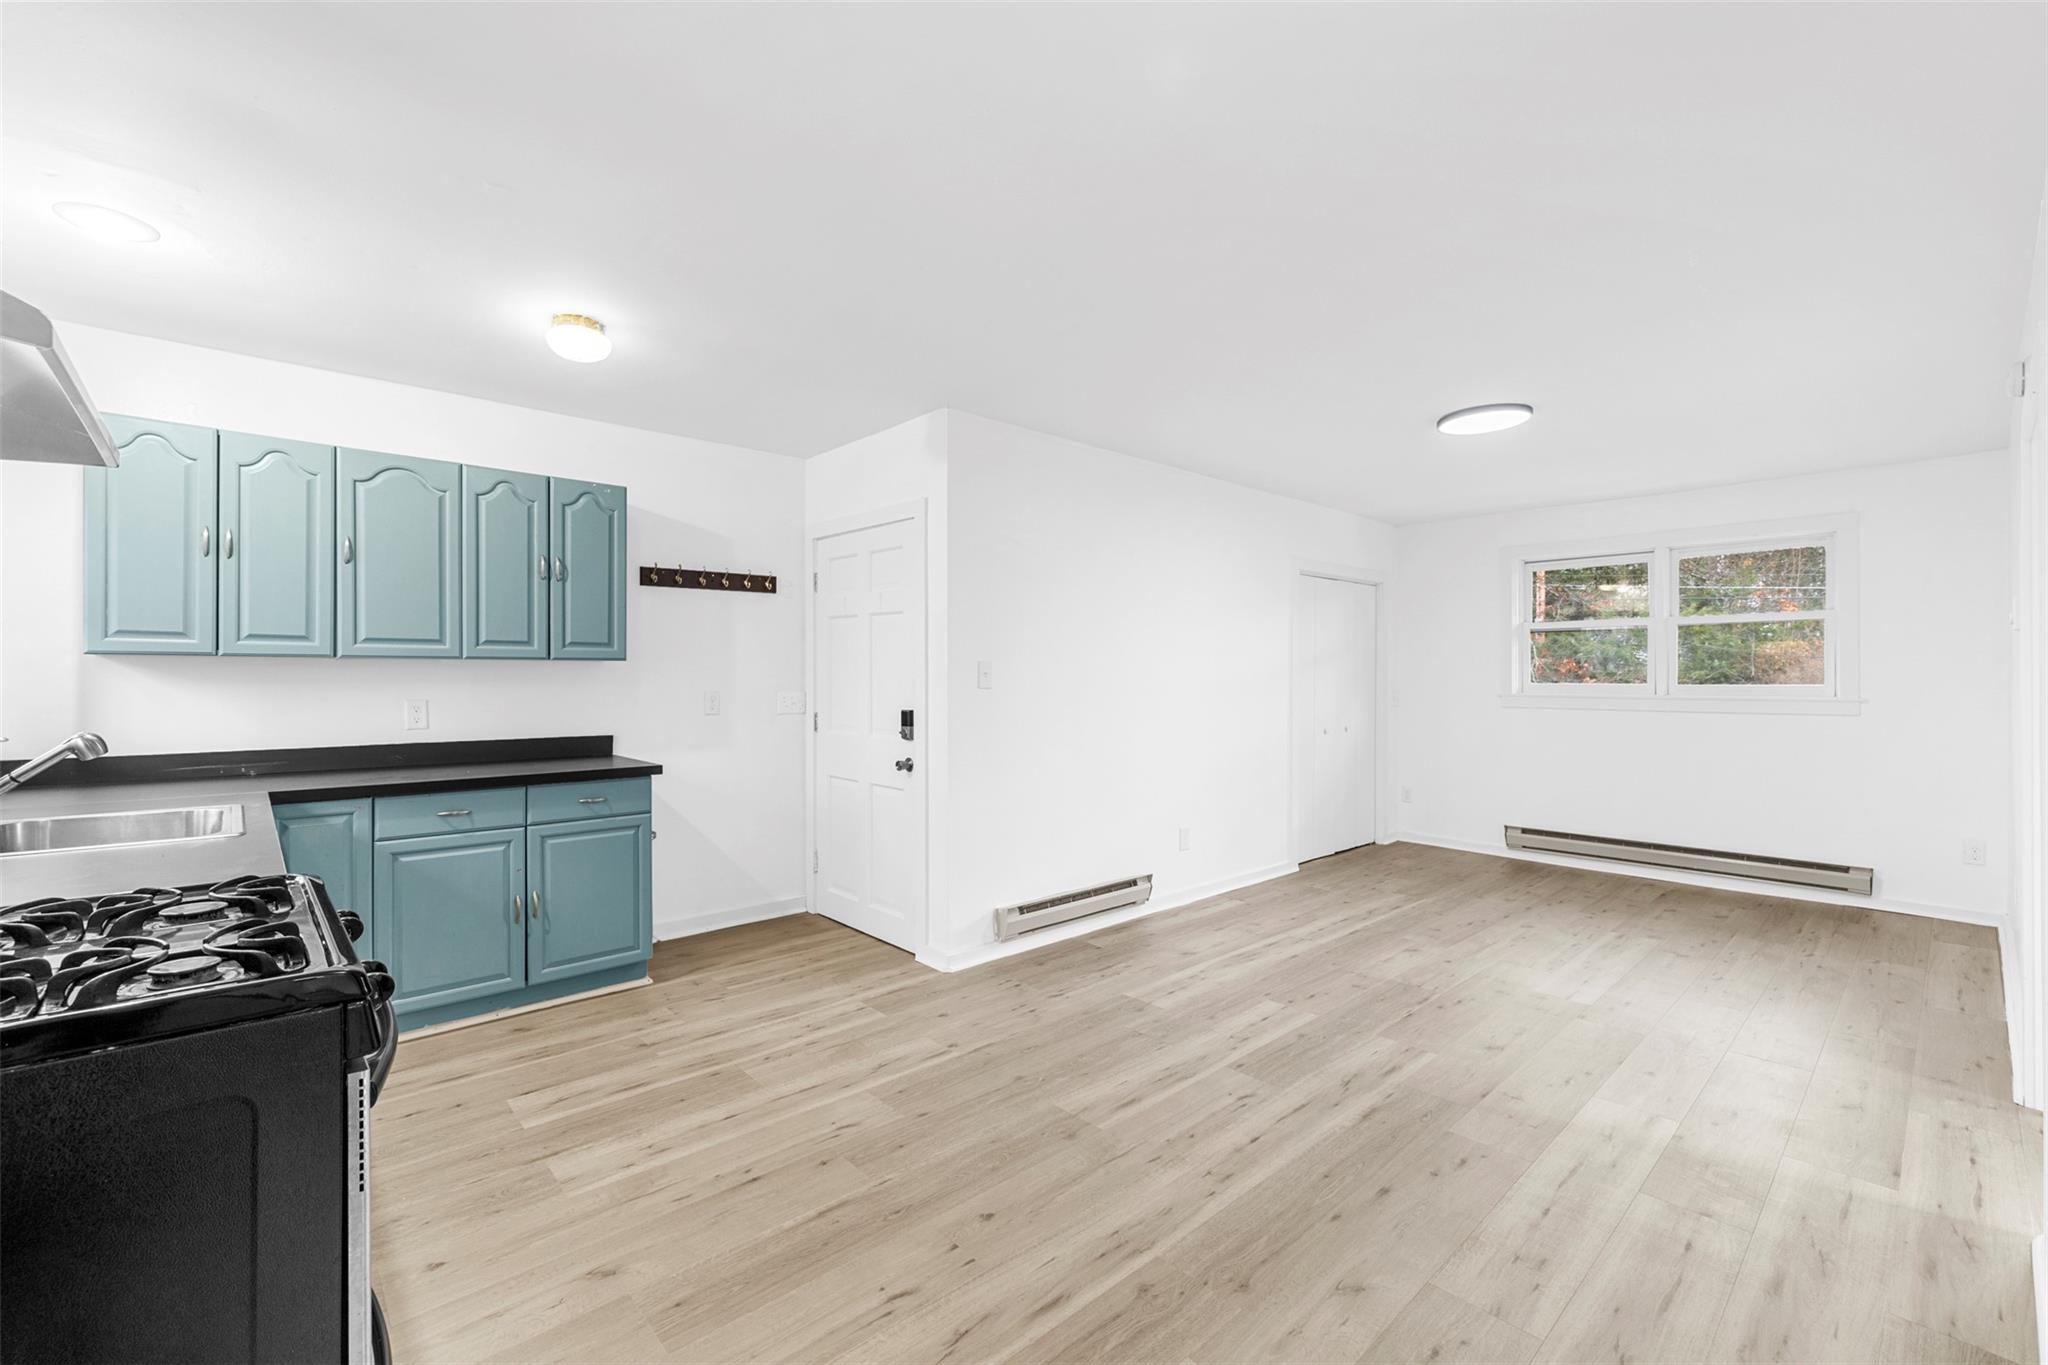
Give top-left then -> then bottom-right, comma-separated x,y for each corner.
916,861 -> 1300,973
1391,832 -> 2006,930
654,895 -> 806,943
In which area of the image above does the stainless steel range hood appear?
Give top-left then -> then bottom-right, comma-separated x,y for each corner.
1,292 -> 118,467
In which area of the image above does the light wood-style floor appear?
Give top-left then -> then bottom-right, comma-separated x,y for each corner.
374,844 -> 2043,1364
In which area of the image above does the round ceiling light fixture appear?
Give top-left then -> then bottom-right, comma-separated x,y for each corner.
52,202 -> 161,244
546,312 -> 611,363
1437,402 -> 1534,436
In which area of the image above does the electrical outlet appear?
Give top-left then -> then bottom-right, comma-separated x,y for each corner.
776,690 -> 806,715
403,700 -> 429,731
976,660 -> 993,690
1400,786 -> 1413,804
1177,826 -> 1192,852
1963,839 -> 1988,866
703,691 -> 722,717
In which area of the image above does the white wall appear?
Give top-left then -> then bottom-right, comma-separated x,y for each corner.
936,412 -> 1396,964
0,324 -> 809,937
1392,451 -> 2012,922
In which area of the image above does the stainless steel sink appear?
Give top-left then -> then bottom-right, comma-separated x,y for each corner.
0,804 -> 246,857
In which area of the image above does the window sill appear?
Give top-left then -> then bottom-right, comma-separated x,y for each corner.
1498,693 -> 1864,716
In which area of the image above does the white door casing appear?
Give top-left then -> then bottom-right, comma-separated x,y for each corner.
811,511 -> 926,953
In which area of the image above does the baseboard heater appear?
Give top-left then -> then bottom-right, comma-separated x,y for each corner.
994,874 -> 1153,941
1503,826 -> 1873,896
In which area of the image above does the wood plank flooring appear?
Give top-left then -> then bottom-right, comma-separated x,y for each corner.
372,843 -> 2042,1364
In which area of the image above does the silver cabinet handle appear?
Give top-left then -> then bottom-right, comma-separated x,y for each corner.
576,796 -> 608,804
200,525 -> 211,558
435,808 -> 471,818
554,556 -> 565,582
342,535 -> 353,565
223,529 -> 235,560
538,554 -> 548,580
532,891 -> 543,926
512,892 -> 523,923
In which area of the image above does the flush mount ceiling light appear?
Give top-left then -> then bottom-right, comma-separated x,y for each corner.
52,202 -> 160,244
1437,402 -> 1534,436
546,313 -> 611,363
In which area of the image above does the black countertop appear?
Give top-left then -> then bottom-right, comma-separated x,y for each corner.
0,738 -> 663,903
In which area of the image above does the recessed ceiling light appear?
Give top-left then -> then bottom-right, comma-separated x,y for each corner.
52,202 -> 160,244
546,313 -> 611,363
1437,403 -> 1534,436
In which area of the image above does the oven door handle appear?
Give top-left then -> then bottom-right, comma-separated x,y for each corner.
360,965 -> 399,1105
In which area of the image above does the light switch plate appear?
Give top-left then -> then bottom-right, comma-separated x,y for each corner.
976,660 -> 992,690
403,700 -> 429,731
776,690 -> 806,715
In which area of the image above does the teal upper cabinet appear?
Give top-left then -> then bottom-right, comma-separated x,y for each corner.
219,433 -> 336,656
85,416 -> 633,663
549,478 -> 627,660
84,416 -> 219,654
337,448 -> 461,657
526,814 -> 652,983
462,466 -> 549,659
274,798 -> 373,959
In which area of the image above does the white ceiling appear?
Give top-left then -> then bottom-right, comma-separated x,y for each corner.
3,4 -> 2041,521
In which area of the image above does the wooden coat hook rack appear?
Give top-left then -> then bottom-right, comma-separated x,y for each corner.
638,565 -> 778,594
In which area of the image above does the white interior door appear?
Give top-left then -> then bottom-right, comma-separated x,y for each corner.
812,514 -> 925,952
1294,574 -> 1378,863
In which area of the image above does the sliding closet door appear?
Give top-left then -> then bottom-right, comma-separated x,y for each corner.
1294,574 -> 1378,863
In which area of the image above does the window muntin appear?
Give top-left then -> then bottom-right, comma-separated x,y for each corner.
1514,534 -> 1840,701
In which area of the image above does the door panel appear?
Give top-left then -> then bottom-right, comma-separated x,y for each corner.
1294,575 -> 1377,863
219,433 -> 335,656
549,478 -> 627,659
372,829 -> 524,1014
462,466 -> 549,658
84,416 -> 218,654
337,449 -> 461,657
275,799 -> 373,960
812,514 -> 925,952
526,816 -> 651,982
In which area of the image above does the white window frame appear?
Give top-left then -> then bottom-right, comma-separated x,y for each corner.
1519,551 -> 1655,696
1502,514 -> 1862,715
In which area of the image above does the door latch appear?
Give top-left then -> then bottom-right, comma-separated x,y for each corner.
899,709 -> 915,741
895,757 -> 915,773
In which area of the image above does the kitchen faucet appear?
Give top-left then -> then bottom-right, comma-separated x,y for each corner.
0,732 -> 109,794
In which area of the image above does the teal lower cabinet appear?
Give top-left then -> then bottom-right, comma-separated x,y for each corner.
278,777 -> 655,1029
527,815 -> 653,982
373,826 -> 527,1017
274,798 -> 374,960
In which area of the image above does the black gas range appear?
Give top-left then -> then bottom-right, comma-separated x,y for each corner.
0,872 -> 397,1364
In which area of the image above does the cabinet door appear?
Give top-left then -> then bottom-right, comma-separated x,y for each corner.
549,478 -> 627,660
337,448 -> 461,657
525,815 -> 651,983
219,433 -> 336,656
84,416 -> 218,654
461,466 -> 549,659
373,828 -> 525,1014
275,799 -> 373,960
